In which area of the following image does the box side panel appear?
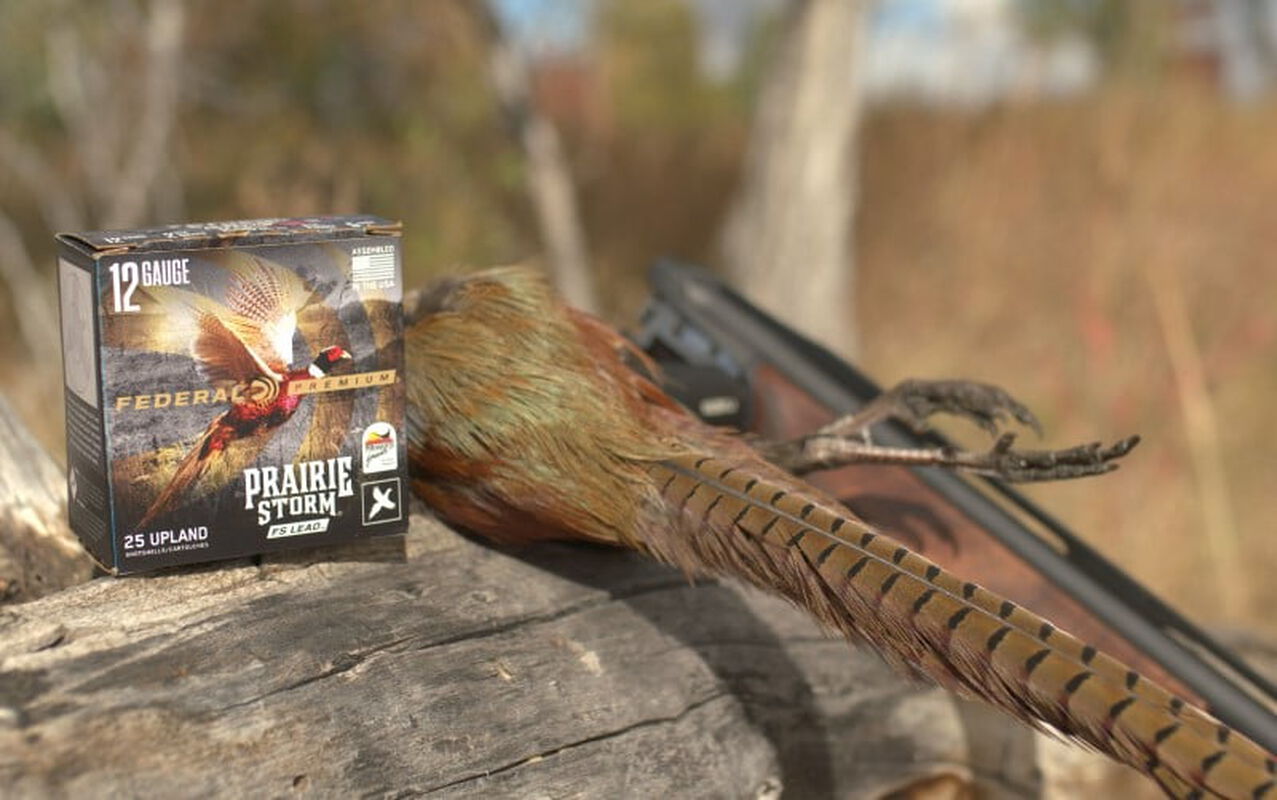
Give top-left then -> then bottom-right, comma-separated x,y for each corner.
57,252 -> 114,569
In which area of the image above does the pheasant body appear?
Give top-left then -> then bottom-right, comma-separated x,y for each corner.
405,267 -> 1275,798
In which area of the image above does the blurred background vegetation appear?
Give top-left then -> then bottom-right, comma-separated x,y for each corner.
1,0 -> 1275,643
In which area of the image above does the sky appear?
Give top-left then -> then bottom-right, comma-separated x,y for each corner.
491,0 -> 593,52
488,0 -> 1100,103
491,0 -> 791,78
492,0 -> 958,47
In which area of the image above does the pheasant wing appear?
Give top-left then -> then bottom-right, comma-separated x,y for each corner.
192,311 -> 282,386
140,276 -> 293,378
221,253 -> 315,369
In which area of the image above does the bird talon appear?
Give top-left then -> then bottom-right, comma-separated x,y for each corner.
890,378 -> 1044,438
979,434 -> 1141,482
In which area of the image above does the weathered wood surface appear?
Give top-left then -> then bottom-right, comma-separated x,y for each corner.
0,506 -> 1051,798
0,394 -> 94,602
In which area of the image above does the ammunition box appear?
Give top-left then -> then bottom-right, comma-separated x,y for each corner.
56,215 -> 409,573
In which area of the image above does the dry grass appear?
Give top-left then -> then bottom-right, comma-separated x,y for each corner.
857,85 -> 1277,634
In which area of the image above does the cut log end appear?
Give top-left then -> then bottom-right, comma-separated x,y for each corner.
0,393 -> 94,602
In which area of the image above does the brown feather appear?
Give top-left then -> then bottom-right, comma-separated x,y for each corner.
192,311 -> 283,385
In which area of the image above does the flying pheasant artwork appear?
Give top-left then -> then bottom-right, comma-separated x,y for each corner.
134,256 -> 351,529
404,267 -> 1275,799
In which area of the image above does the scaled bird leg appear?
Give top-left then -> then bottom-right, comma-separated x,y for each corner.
759,378 -> 1138,482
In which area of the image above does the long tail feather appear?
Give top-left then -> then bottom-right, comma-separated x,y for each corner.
135,412 -> 229,531
642,452 -> 1275,799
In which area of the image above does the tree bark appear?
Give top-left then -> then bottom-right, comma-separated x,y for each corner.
0,510 -> 1049,799
720,0 -> 867,357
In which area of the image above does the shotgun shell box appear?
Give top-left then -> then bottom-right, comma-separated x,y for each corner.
56,215 -> 409,574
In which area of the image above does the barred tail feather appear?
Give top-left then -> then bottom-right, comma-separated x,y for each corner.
135,412 -> 228,531
640,452 -> 1275,799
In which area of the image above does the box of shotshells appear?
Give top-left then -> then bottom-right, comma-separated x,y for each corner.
56,215 -> 409,573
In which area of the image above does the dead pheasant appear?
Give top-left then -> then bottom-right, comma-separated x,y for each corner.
405,266 -> 1275,798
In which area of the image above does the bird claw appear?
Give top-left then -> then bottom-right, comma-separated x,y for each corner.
971,433 -> 1142,482
764,375 -> 1140,483
892,378 -> 1043,438
820,378 -> 1043,441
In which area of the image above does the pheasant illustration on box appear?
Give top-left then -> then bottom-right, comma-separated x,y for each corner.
57,216 -> 409,573
132,255 -> 355,530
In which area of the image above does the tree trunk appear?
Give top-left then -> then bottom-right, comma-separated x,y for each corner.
720,0 -> 867,357
482,5 -> 599,313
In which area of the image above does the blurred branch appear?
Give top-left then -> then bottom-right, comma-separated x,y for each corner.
1144,262 -> 1247,619
110,0 -> 185,227
0,0 -> 185,398
0,130 -> 83,232
0,211 -> 59,365
45,22 -> 114,213
719,0 -> 867,357
476,3 -> 598,313
44,0 -> 186,229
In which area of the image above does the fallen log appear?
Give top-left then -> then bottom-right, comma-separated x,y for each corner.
0,505 -> 1057,798
4,392 -> 1168,797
